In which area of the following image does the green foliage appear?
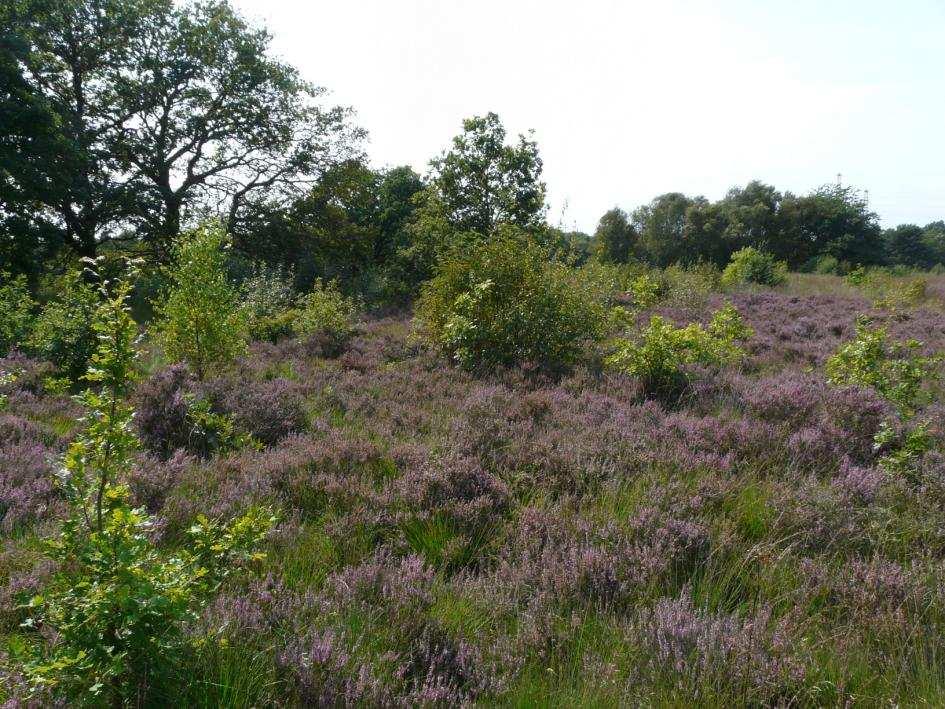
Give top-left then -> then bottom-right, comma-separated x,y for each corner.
156,223 -> 248,379
827,318 -> 941,477
430,112 -> 546,234
241,264 -> 298,342
26,270 -> 100,382
804,254 -> 840,275
416,234 -> 611,371
15,271 -> 274,704
825,318 -> 940,418
874,419 -> 935,477
720,247 -> 787,288
0,272 -> 35,356
607,304 -> 752,394
593,207 -> 636,264
627,272 -> 663,311
294,279 -> 357,348
185,395 -> 260,458
845,267 -> 929,310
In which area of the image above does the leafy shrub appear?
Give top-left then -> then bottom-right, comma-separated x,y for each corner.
294,278 -> 357,349
664,262 -> 721,310
156,222 -> 248,379
805,254 -> 840,275
720,247 -> 787,288
241,264 -> 299,342
607,304 -> 753,394
826,318 -> 941,476
415,234 -> 611,370
15,274 -> 274,704
26,270 -> 99,382
825,318 -> 940,418
0,272 -> 35,356
184,395 -> 260,458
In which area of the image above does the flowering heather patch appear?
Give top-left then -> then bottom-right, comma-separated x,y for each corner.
4,285 -> 945,705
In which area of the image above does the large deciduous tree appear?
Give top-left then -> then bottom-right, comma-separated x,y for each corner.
429,112 -> 546,235
2,0 -> 361,262
2,0 -> 165,259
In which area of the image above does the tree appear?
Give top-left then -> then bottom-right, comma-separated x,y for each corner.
114,0 -> 363,255
3,0 -> 360,260
633,193 -> 693,267
0,20 -> 76,279
593,207 -> 636,264
884,224 -> 932,268
778,184 -> 883,268
718,181 -> 783,255
429,112 -> 546,235
156,221 -> 247,379
376,165 -> 424,262
2,0 -> 167,258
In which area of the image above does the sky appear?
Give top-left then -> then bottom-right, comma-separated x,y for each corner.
231,0 -> 945,233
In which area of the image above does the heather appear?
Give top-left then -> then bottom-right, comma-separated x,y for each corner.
3,273 -> 945,705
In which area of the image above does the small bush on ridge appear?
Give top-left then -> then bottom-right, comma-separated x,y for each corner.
241,264 -> 299,342
295,278 -> 357,349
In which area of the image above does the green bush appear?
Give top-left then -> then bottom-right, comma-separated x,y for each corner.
16,273 -> 274,704
720,247 -> 787,288
416,234 -> 611,371
826,318 -> 940,418
805,254 -> 840,275
0,272 -> 35,356
241,264 -> 298,342
826,318 -> 941,475
156,222 -> 248,379
26,270 -> 100,382
185,395 -> 260,458
294,278 -> 357,348
664,262 -> 721,309
607,304 -> 752,395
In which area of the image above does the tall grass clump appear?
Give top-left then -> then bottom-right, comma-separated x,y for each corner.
416,232 -> 611,371
156,222 -> 248,379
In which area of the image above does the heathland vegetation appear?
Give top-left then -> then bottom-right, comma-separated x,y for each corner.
2,1 -> 945,706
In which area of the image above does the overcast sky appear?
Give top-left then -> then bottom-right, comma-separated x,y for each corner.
231,0 -> 945,233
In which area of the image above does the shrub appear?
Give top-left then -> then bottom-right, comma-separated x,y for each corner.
15,274 -> 274,704
607,304 -> 753,395
26,270 -> 100,382
825,318 -> 940,419
0,272 -> 35,356
806,254 -> 840,275
720,247 -> 787,288
241,264 -> 298,342
415,234 -> 611,371
156,222 -> 248,379
294,278 -> 357,348
826,318 -> 942,477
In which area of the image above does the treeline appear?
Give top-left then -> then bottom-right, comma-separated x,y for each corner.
593,184 -> 945,273
2,0 -> 942,303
